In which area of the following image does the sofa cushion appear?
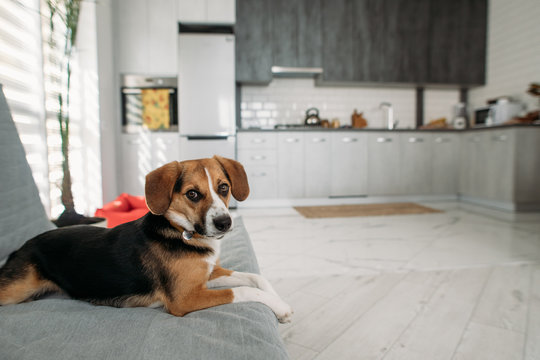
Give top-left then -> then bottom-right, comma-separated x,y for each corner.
0,84 -> 55,261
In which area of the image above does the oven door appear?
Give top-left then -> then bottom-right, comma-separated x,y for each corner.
121,87 -> 178,133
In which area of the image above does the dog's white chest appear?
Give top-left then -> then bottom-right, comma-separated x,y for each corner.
205,239 -> 221,274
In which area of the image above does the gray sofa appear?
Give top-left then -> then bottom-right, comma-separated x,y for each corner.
0,85 -> 288,359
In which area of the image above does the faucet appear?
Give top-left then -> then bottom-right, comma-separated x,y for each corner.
379,102 -> 398,130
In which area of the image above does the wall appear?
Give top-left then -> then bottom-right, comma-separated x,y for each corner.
240,79 -> 459,129
469,0 -> 540,114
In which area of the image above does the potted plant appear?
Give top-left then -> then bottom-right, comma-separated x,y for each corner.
46,0 -> 103,226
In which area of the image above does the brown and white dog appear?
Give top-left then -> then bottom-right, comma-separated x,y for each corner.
0,156 -> 292,323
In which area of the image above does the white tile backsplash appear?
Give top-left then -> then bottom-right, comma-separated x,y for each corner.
241,79 -> 459,129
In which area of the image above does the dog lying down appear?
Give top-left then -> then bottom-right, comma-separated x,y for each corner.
0,156 -> 292,323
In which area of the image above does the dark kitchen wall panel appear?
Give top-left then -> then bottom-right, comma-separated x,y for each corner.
235,0 -> 272,84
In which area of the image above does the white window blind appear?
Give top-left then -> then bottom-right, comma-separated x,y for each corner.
0,0 -> 51,214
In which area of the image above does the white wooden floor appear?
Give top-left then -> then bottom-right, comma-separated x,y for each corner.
238,202 -> 540,360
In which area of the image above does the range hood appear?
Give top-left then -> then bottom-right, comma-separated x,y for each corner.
271,66 -> 323,78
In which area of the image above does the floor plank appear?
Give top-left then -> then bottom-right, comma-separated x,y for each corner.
382,267 -> 491,360
525,265 -> 540,360
471,264 -> 531,332
314,270 -> 450,360
452,322 -> 524,360
282,272 -> 405,352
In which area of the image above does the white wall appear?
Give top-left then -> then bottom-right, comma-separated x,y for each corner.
241,79 -> 459,129
469,0 -> 540,113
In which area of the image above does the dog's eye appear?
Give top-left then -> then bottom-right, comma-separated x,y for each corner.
186,190 -> 201,202
218,184 -> 229,196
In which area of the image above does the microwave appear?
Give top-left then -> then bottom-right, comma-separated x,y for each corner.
474,101 -> 523,126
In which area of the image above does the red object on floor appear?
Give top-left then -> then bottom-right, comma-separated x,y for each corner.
95,193 -> 149,228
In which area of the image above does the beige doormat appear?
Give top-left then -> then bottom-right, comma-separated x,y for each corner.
294,202 -> 442,219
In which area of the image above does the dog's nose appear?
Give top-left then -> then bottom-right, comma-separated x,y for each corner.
213,215 -> 232,232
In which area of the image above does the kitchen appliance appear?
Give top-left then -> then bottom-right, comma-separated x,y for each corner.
474,100 -> 523,126
304,107 -> 321,126
120,75 -> 178,133
178,25 -> 236,161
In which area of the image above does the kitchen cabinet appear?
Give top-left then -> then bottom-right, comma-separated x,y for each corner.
400,133 -> 433,195
351,0 -> 429,83
115,0 -> 177,74
271,0 -> 322,68
320,0 -> 354,82
427,0 -> 487,85
367,132 -> 401,195
330,132 -> 368,197
119,133 -> 179,196
277,132 -> 304,198
237,132 -> 278,199
431,134 -> 460,195
235,0 -> 272,84
178,0 -> 235,24
459,132 -> 489,199
304,132 -> 331,198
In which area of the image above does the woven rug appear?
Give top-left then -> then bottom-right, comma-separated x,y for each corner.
294,202 -> 442,219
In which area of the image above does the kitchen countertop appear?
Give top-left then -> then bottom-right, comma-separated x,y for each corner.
237,123 -> 540,132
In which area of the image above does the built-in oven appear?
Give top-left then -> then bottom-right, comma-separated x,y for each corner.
121,75 -> 178,133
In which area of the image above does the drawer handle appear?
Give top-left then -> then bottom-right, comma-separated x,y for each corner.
376,137 -> 392,143
285,138 -> 300,143
435,137 -> 451,143
252,138 -> 266,144
312,138 -> 326,143
342,137 -> 358,143
408,137 -> 424,143
492,135 -> 507,142
251,155 -> 266,161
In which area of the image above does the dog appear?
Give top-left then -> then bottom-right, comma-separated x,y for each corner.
0,156 -> 292,323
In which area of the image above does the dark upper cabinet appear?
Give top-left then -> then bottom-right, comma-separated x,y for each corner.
236,0 -> 486,86
321,0 -> 354,82
271,0 -> 322,68
351,0 -> 429,83
235,0 -> 272,84
428,0 -> 487,85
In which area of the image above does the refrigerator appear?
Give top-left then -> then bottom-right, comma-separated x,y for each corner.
178,30 -> 236,161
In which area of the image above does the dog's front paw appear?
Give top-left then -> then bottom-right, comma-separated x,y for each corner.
275,301 -> 293,324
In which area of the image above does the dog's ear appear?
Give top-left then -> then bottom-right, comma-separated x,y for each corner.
214,155 -> 250,201
145,161 -> 182,215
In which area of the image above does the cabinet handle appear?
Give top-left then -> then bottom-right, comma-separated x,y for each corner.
252,138 -> 266,144
376,137 -> 392,143
285,138 -> 300,143
341,137 -> 358,143
435,137 -> 451,143
251,155 -> 266,161
312,137 -> 326,143
492,135 -> 508,142
408,137 -> 424,143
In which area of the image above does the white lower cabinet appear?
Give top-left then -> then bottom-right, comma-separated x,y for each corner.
367,133 -> 401,195
277,132 -> 305,198
400,133 -> 432,195
237,132 -> 278,200
119,132 -> 180,196
330,132 -> 367,197
305,132 -> 332,198
432,134 -> 460,195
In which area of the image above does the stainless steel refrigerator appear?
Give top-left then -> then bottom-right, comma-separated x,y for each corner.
178,29 -> 236,161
